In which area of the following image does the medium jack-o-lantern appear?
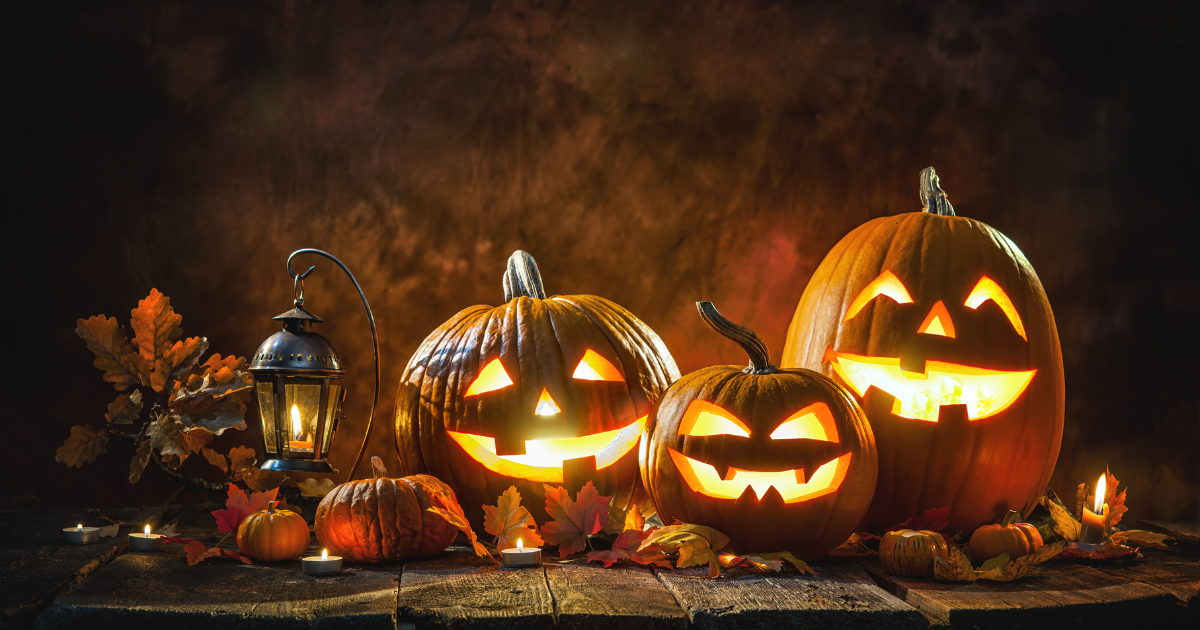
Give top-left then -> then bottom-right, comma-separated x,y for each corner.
395,251 -> 680,530
643,302 -> 876,556
782,167 -> 1064,534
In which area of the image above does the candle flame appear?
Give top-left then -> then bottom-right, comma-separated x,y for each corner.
77,524 -> 82,531
144,525 -> 151,535
321,549 -> 328,560
517,539 -> 523,551
1094,473 -> 1106,512
291,405 -> 302,439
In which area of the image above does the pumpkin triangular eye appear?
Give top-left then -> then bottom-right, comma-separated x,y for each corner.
769,402 -> 839,442
844,270 -> 913,322
465,358 -> 514,396
965,277 -> 1026,340
678,400 -> 750,437
917,301 -> 956,338
572,349 -> 625,382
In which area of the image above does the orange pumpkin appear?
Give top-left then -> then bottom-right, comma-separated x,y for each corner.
783,167 -> 1064,533
314,461 -> 459,563
969,510 -> 1044,562
394,250 -> 679,531
236,501 -> 310,562
879,529 -> 950,576
643,302 -> 876,557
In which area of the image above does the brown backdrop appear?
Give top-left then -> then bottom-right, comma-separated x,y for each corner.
7,0 -> 1198,525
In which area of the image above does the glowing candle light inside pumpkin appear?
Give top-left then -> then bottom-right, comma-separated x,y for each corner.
1079,473 -> 1109,544
289,404 -> 313,450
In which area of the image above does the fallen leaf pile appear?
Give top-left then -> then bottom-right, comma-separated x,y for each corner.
640,523 -> 731,578
934,541 -> 1066,582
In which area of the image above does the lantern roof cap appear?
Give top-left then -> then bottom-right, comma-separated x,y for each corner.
272,306 -> 324,323
250,314 -> 344,376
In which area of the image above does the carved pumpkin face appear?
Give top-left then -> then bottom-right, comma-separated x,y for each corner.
644,303 -> 876,556
396,251 -> 680,529
782,168 -> 1064,533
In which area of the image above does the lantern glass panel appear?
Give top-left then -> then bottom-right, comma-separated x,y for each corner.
256,382 -> 277,454
284,382 -> 322,456
321,382 -> 343,454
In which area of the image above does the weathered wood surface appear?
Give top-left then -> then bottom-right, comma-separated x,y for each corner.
653,558 -> 927,630
36,542 -> 400,630
397,548 -> 554,629
0,507 -> 172,629
866,551 -> 1199,629
544,561 -> 687,629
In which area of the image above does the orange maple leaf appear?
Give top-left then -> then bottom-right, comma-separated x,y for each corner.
586,528 -> 671,568
624,504 -> 646,532
1104,466 -> 1128,528
483,486 -> 544,550
212,483 -> 278,533
541,481 -> 611,558
427,492 -> 495,562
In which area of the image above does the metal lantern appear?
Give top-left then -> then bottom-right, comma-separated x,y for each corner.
249,249 -> 380,477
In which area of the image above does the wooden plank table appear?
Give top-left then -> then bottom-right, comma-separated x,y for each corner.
6,504 -> 1196,629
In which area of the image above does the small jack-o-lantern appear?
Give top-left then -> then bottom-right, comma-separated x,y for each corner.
782,168 -> 1064,533
643,302 -> 876,556
395,251 -> 680,530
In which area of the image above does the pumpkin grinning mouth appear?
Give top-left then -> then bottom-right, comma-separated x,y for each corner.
668,448 -> 852,503
826,350 -> 1035,422
446,416 -> 646,483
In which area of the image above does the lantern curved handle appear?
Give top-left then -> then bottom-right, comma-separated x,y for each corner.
287,249 -> 380,483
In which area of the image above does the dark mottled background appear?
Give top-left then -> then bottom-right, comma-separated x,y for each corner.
7,0 -> 1198,524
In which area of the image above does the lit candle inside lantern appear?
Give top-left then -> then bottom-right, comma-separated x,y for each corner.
128,524 -> 165,551
302,548 -> 343,575
1079,473 -> 1110,544
289,404 -> 313,450
62,523 -> 100,545
500,538 -> 542,568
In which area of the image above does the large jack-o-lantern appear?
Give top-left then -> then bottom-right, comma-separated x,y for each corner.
782,168 -> 1064,533
643,302 -> 876,556
395,251 -> 680,530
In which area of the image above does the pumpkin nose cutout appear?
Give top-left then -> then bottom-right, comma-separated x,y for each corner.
534,388 -> 561,416
917,301 -> 956,338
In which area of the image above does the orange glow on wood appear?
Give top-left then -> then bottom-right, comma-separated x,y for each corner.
669,449 -> 853,503
465,359 -> 514,396
534,388 -> 561,415
917,301 -> 956,338
829,351 -> 1035,422
677,400 -> 751,437
843,270 -> 913,322
769,402 -> 838,442
965,276 -> 1027,340
572,349 -> 625,382
446,416 -> 646,482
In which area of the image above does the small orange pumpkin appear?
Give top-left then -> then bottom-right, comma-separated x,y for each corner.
879,529 -> 949,576
236,501 -> 311,562
969,510 -> 1044,562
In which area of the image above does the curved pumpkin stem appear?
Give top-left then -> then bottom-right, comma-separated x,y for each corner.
1000,509 -> 1022,527
920,167 -> 956,216
696,302 -> 777,375
503,250 -> 547,302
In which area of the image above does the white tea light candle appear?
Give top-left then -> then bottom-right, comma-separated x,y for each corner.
128,524 -> 165,551
63,524 -> 99,545
500,539 -> 541,568
302,549 -> 343,575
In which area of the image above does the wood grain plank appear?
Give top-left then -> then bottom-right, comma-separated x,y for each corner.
397,547 -> 553,629
653,557 -> 927,629
1104,549 -> 1199,608
544,561 -> 686,629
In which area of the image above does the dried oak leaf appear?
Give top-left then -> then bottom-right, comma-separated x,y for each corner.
105,390 -> 143,424
828,532 -> 880,556
129,440 -> 153,484
1104,467 -> 1129,529
427,492 -> 495,561
933,545 -> 978,581
1059,541 -> 1139,560
721,551 -> 815,574
227,445 -> 257,478
76,315 -> 144,390
181,428 -> 211,454
243,469 -> 288,492
885,507 -> 951,533
147,414 -> 191,459
587,528 -> 671,568
169,354 -> 252,435
936,541 -> 1065,582
297,478 -> 337,497
1039,487 -> 1081,542
624,504 -> 646,532
641,523 -> 730,578
212,483 -> 278,534
1111,529 -> 1170,549
130,289 -> 182,366
56,425 -> 109,468
484,486 -> 544,550
541,482 -> 611,558
153,336 -> 207,393
201,447 -> 229,474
